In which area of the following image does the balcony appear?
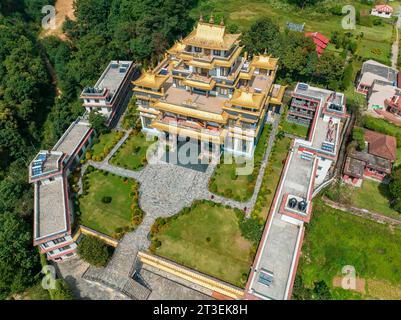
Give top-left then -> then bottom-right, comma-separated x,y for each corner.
156,115 -> 221,137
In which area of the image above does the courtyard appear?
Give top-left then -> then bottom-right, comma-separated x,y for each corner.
78,168 -> 138,237
110,131 -> 156,170
151,201 -> 254,287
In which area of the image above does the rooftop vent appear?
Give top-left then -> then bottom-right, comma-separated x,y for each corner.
288,197 -> 298,209
258,269 -> 274,287
298,200 -> 307,212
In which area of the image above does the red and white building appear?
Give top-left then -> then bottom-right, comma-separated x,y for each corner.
343,129 -> 397,186
246,83 -> 349,300
29,118 -> 94,261
80,60 -> 137,125
371,4 -> 394,18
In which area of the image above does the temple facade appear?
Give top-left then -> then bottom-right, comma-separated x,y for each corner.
132,16 -> 285,158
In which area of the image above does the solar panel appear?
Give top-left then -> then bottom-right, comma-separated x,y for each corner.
298,83 -> 308,91
258,270 -> 274,287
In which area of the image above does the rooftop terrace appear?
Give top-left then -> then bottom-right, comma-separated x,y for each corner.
82,60 -> 133,103
249,213 -> 302,300
53,119 -> 91,158
34,178 -> 68,242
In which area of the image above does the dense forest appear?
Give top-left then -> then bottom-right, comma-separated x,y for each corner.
0,0 -> 196,299
0,0 -> 347,299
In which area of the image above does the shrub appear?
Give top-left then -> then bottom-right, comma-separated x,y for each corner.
352,127 -> 365,151
101,196 -> 112,204
48,279 -> 74,300
77,235 -> 112,267
239,217 -> 263,243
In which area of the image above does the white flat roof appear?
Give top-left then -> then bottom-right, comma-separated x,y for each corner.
34,178 -> 68,241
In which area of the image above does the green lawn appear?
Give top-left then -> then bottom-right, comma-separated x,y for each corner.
254,136 -> 291,220
191,0 -> 395,64
352,180 -> 400,219
296,198 -> 401,299
78,168 -> 136,237
209,125 -> 270,201
281,120 -> 309,139
153,202 -> 254,287
90,131 -> 124,161
110,131 -> 156,171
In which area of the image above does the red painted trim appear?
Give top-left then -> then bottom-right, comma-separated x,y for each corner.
39,239 -> 74,253
245,140 -> 295,293
286,226 -> 305,300
66,128 -> 94,168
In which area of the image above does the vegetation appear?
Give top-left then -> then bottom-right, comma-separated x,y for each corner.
325,180 -> 400,219
110,131 -> 156,171
389,167 -> 401,214
209,125 -> 271,201
281,120 -> 309,139
48,279 -> 75,300
77,235 -> 113,267
252,135 -> 291,220
295,198 -> 401,299
150,201 -> 254,287
352,127 -> 365,151
122,97 -> 141,130
78,167 -> 144,238
88,130 -> 124,161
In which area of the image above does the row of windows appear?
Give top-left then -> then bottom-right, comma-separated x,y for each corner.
42,236 -> 67,248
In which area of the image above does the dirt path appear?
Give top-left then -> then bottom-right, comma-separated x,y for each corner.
41,0 -> 76,40
391,13 -> 401,69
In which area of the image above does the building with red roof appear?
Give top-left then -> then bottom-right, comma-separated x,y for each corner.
343,129 -> 397,185
305,32 -> 329,56
371,4 -> 393,18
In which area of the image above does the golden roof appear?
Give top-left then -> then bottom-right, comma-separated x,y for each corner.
229,87 -> 265,109
152,101 -> 227,124
250,54 -> 279,70
183,79 -> 216,91
167,41 -> 186,55
182,22 -> 241,51
133,70 -> 169,89
151,121 -> 225,144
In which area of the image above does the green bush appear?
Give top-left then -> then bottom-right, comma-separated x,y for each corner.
101,196 -> 112,204
48,279 -> 74,300
352,127 -> 365,151
239,217 -> 263,243
77,235 -> 112,267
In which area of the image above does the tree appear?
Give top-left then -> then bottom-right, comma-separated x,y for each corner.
0,213 -> 40,299
77,235 -> 112,267
389,166 -> 401,213
352,127 -> 365,151
49,279 -> 74,300
287,0 -> 324,9
241,17 -> 282,57
89,111 -> 109,135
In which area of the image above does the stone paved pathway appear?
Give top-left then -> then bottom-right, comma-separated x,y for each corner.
69,111 -> 282,298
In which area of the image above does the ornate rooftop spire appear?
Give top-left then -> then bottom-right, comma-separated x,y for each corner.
199,14 -> 203,22
263,48 -> 267,55
209,14 -> 214,24
220,17 -> 224,26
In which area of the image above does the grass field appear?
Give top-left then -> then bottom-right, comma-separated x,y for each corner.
78,169 -> 135,236
90,131 -> 123,161
352,180 -> 400,219
297,198 -> 401,299
281,120 -> 309,139
191,0 -> 396,63
154,202 -> 254,287
110,132 -> 156,171
256,136 -> 291,220
209,125 -> 270,201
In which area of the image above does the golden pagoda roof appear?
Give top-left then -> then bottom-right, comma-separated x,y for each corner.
182,22 -> 241,51
183,78 -> 216,91
250,54 -> 279,70
229,87 -> 265,109
151,121 -> 225,144
152,101 -> 227,124
167,41 -> 186,55
133,70 -> 169,89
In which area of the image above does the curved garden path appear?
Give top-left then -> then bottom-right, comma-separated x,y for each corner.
72,111 -> 282,297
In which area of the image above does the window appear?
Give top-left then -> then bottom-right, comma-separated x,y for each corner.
213,50 -> 220,56
61,245 -> 71,251
318,166 -> 322,170
94,99 -> 99,103
220,67 -> 228,76
42,242 -> 49,248
194,47 -> 202,53
53,237 -> 66,245
219,87 -> 228,95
